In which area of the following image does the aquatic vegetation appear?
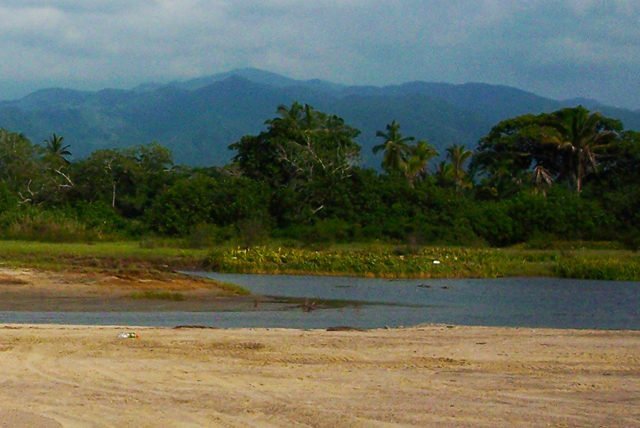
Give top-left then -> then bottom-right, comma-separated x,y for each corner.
206,245 -> 640,281
206,246 -> 543,278
553,256 -> 640,281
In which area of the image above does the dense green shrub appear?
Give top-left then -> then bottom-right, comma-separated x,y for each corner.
147,174 -> 270,235
183,223 -> 235,248
0,209 -> 99,242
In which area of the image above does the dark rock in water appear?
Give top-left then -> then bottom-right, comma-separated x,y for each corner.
417,284 -> 432,288
173,325 -> 220,329
300,299 -> 317,312
441,286 -> 449,290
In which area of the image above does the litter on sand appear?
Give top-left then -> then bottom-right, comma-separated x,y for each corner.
117,332 -> 138,339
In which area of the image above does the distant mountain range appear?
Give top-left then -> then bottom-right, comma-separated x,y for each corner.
1,68 -> 638,167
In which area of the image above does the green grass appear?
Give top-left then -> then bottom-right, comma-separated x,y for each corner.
0,240 -> 209,274
204,280 -> 252,296
553,255 -> 640,281
0,239 -> 638,281
128,290 -> 186,301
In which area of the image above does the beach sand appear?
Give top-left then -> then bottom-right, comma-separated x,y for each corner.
0,324 -> 638,427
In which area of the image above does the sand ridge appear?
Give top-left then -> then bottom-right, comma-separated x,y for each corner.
0,267 -> 275,312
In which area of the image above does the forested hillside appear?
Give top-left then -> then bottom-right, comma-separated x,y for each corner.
1,69 -> 639,166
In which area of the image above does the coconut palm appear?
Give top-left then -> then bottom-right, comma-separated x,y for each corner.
544,106 -> 619,193
405,140 -> 438,185
373,121 -> 414,174
532,164 -> 553,196
44,133 -> 72,165
435,160 -> 453,187
446,144 -> 472,191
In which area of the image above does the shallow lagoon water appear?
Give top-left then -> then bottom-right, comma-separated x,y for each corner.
195,273 -> 640,330
1,274 -> 638,329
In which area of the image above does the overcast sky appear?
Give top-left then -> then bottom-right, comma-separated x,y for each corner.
0,0 -> 637,109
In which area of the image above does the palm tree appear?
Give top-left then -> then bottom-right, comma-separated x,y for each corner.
405,140 -> 438,185
435,160 -> 453,187
532,164 -> 553,196
44,133 -> 72,165
544,106 -> 619,193
446,144 -> 472,191
373,121 -> 414,174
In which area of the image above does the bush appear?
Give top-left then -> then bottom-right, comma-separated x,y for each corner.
524,232 -> 556,250
182,223 -> 234,248
147,174 -> 271,236
236,218 -> 269,248
620,229 -> 640,252
2,210 -> 100,242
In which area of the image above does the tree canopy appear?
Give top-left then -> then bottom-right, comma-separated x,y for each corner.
0,104 -> 637,247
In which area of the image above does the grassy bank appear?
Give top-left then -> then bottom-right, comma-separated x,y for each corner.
0,240 -> 638,281
205,245 -> 640,281
0,240 -> 208,275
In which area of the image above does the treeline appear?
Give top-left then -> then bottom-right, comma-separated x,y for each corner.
0,103 -> 638,247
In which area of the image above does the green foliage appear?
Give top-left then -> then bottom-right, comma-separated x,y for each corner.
619,229 -> 640,252
205,245 -> 567,278
230,102 -> 361,224
373,120 -> 414,174
553,256 -> 640,281
70,143 -> 174,216
472,106 -> 623,196
43,133 -> 72,166
147,173 -> 270,235
183,223 -> 235,248
236,217 -> 270,248
0,209 -> 101,242
0,102 -> 636,252
0,182 -> 17,213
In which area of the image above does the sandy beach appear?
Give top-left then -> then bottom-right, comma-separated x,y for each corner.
0,324 -> 638,427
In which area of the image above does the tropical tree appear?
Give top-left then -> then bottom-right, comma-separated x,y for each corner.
445,144 -> 473,192
0,129 -> 41,202
435,160 -> 453,187
471,113 -> 550,197
43,133 -> 72,165
543,106 -> 620,193
231,102 -> 360,184
372,120 -> 414,175
229,102 -> 361,223
70,144 -> 174,214
531,164 -> 553,196
472,106 -> 622,195
405,140 -> 438,185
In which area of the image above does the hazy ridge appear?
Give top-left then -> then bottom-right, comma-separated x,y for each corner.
1,68 -> 638,166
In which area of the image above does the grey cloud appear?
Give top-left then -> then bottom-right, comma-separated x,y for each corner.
0,0 -> 637,108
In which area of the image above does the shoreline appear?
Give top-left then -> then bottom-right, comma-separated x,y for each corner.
0,266 -> 638,425
0,267 -> 279,313
3,322 -> 640,332
1,267 -> 638,331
